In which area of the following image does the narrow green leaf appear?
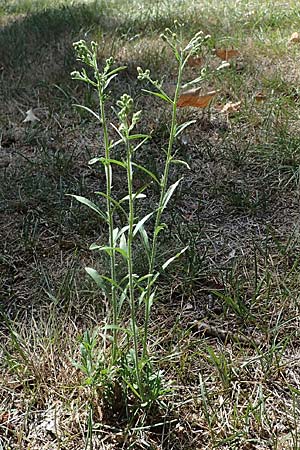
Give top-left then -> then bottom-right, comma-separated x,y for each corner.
128,133 -> 149,141
104,73 -> 119,89
89,157 -> 126,168
85,267 -> 107,291
117,225 -> 130,240
133,212 -> 154,236
106,65 -> 127,77
138,225 -> 151,257
137,273 -> 154,283
161,178 -> 182,211
147,291 -> 155,312
154,223 -> 167,237
73,104 -> 101,121
142,89 -> 173,104
89,245 -> 128,259
181,72 -> 207,90
138,290 -> 146,306
108,158 -> 127,169
89,243 -> 101,250
175,120 -> 196,137
88,157 -> 102,165
95,192 -> 128,218
119,231 -> 128,255
133,135 -> 151,153
85,270 -> 120,290
132,162 -> 159,184
122,378 -> 142,399
118,286 -> 128,316
68,195 -> 107,222
171,159 -> 191,169
113,227 -> 119,244
162,246 -> 188,270
120,193 -> 146,203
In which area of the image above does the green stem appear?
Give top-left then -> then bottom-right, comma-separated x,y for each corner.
126,136 -> 143,400
143,57 -> 183,359
98,87 -> 118,364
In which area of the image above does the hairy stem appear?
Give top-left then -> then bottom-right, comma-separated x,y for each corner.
126,137 -> 143,399
143,57 -> 184,359
98,88 -> 118,364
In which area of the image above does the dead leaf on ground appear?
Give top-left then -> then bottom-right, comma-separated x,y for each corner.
215,48 -> 240,61
288,32 -> 300,44
0,411 -> 14,430
220,101 -> 241,114
177,88 -> 217,108
23,108 -> 40,123
253,92 -> 267,102
187,55 -> 204,67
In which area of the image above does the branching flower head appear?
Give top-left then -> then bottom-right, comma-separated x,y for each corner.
117,94 -> 142,133
73,40 -> 96,67
137,67 -> 150,81
117,94 -> 134,121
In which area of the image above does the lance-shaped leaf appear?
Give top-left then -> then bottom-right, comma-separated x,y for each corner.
133,212 -> 154,237
132,162 -> 160,184
89,157 -> 127,169
139,290 -> 156,313
95,192 -> 128,217
68,195 -> 107,222
154,223 -> 167,237
162,246 -> 188,270
86,270 -> 120,289
119,231 -> 128,256
181,69 -> 209,90
175,120 -> 196,137
120,193 -> 146,203
138,224 -> 151,259
142,89 -> 173,104
161,178 -> 182,211
113,227 -> 119,244
171,159 -> 191,169
89,245 -> 128,259
127,133 -> 150,141
85,267 -> 108,293
73,104 -> 101,121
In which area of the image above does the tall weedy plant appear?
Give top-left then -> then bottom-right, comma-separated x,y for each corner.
137,26 -> 210,359
71,43 -> 126,365
70,25 -> 210,420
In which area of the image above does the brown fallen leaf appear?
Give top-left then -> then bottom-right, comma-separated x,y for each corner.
177,88 -> 217,108
187,55 -> 204,67
253,92 -> 267,102
220,101 -> 241,114
215,48 -> 240,61
288,31 -> 300,44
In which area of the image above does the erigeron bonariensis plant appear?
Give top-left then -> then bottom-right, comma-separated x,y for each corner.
70,26 -> 211,414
